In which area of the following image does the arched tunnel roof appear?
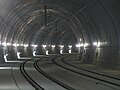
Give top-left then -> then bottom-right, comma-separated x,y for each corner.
0,0 -> 120,47
0,0 -> 119,64
0,0 -> 78,45
0,0 -> 120,90
0,1 -> 118,45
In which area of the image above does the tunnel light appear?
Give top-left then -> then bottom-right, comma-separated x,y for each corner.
59,45 -> 64,48
2,42 -> 12,46
76,44 -> 80,47
17,44 -> 20,46
68,45 -> 72,49
80,43 -> 84,47
13,43 -> 19,47
20,44 -> 24,46
93,42 -> 101,47
93,42 -> 97,46
80,38 -> 82,41
7,43 -> 11,46
33,51 -> 36,56
60,50 -> 63,54
84,43 -> 89,47
24,44 -> 29,47
76,43 -> 84,47
52,45 -> 55,48
46,50 -> 49,55
2,42 -> 7,46
31,45 -> 38,48
42,45 -> 47,48
69,50 -> 72,53
17,52 -> 21,59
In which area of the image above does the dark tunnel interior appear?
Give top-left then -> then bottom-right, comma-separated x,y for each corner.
0,0 -> 120,69
0,0 -> 120,89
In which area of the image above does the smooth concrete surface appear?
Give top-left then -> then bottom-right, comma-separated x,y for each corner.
0,63 -> 19,90
12,63 -> 35,90
0,62 -> 35,90
24,60 -> 66,90
64,56 -> 120,78
37,58 -> 119,90
55,58 -> 120,89
0,56 -> 120,90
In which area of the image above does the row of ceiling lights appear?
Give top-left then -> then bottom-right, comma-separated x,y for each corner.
1,42 -> 103,48
3,42 -> 103,62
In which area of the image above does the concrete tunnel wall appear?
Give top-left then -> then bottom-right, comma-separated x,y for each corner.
0,0 -> 120,70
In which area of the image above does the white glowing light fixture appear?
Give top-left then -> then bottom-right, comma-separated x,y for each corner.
42,45 -> 47,48
31,45 -> 38,48
60,50 -> 63,54
93,42 -> 101,47
13,43 -> 19,47
33,51 -> 36,56
93,42 -> 97,46
59,45 -> 64,48
52,45 -> 55,48
7,43 -> 11,46
76,44 -> 80,47
46,50 -> 49,55
17,52 -> 21,59
84,43 -> 89,47
80,38 -> 82,41
80,43 -> 84,47
76,43 -> 84,47
2,42 -> 11,46
68,45 -> 72,49
20,44 -> 24,46
2,42 -> 7,46
24,44 -> 29,47
69,50 -> 72,53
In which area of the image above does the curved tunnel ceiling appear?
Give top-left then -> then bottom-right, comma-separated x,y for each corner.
0,0 -> 78,46
0,0 -> 120,53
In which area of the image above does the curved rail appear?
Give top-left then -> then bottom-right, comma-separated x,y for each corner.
20,60 -> 45,90
61,58 -> 120,81
34,59 -> 75,90
51,57 -> 120,88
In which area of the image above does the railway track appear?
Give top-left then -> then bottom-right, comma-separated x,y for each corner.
20,57 -> 75,90
51,57 -> 120,89
19,55 -> 120,90
20,60 -> 45,90
61,57 -> 120,81
34,59 -> 75,90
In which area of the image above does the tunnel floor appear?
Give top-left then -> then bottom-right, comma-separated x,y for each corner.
63,57 -> 120,78
0,55 -> 120,90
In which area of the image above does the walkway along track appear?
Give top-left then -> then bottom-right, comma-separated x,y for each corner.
20,59 -> 45,90
51,57 -> 120,89
61,57 -> 120,81
34,59 -> 75,90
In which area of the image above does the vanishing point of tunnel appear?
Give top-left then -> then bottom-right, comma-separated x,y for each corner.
0,0 -> 120,90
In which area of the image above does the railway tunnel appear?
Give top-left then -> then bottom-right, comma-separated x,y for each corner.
0,0 -> 120,90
